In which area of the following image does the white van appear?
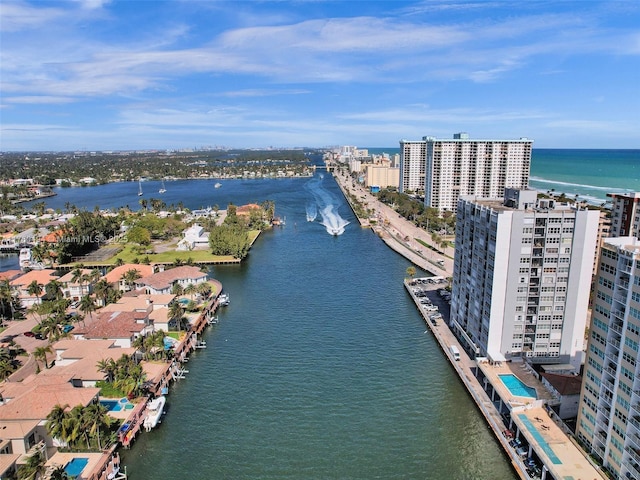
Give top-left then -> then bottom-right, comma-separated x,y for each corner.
449,345 -> 461,361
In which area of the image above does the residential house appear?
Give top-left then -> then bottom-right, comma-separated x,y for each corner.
58,268 -> 94,301
73,311 -> 151,348
103,264 -> 154,292
177,224 -> 209,251
9,270 -> 58,307
136,266 -> 207,295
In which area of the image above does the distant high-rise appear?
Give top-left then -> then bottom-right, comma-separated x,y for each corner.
577,237 -> 640,479
451,189 -> 599,368
607,192 -> 640,238
399,140 -> 426,194
399,133 -> 532,213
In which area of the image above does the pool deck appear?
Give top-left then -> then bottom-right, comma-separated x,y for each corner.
45,452 -> 103,477
477,361 -> 557,407
405,280 -> 606,480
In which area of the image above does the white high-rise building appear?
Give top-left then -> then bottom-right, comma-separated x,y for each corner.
608,192 -> 640,238
399,140 -> 426,194
450,188 -> 599,369
399,133 -> 532,213
577,237 -> 640,480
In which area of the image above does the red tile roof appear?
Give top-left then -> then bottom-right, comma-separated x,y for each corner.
137,266 -> 207,291
74,311 -> 147,339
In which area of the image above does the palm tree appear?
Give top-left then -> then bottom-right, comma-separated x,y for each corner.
33,345 -> 52,372
406,266 -> 416,279
120,269 -> 141,292
83,402 -> 110,450
184,283 -> 197,301
44,279 -> 63,301
96,358 -> 117,383
196,282 -> 211,299
27,280 -> 43,304
47,465 -> 70,480
171,283 -> 184,297
79,294 -> 97,326
17,449 -> 46,480
93,279 -> 111,307
45,404 -> 70,446
168,301 -> 185,332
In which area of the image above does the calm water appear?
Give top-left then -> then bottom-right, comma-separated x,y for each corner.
17,167 -> 515,478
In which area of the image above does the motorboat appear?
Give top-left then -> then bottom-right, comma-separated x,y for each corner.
218,293 -> 229,306
214,182 -> 222,188
143,396 -> 166,431
19,248 -> 32,269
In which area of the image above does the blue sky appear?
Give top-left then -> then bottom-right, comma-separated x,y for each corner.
1,0 -> 639,151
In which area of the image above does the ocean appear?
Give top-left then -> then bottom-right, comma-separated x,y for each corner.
366,147 -> 640,205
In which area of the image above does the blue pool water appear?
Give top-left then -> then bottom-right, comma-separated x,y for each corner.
99,399 -> 121,411
518,414 -> 562,464
65,457 -> 89,477
499,374 -> 537,398
100,398 -> 132,412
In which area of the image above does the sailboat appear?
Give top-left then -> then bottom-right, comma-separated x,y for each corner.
138,179 -> 143,196
159,179 -> 166,194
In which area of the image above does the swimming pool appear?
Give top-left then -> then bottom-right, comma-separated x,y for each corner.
99,398 -> 134,412
499,374 -> 537,398
65,457 -> 89,477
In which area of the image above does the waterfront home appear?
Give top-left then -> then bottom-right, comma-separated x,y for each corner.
73,311 -> 151,348
103,264 -> 155,292
136,266 -> 207,295
9,269 -> 58,307
0,381 -> 100,422
102,293 -> 175,313
58,268 -> 94,301
176,223 -> 209,251
51,339 -> 136,388
236,203 -> 261,217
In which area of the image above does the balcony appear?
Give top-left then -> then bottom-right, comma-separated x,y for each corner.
628,446 -> 640,465
610,322 -> 624,334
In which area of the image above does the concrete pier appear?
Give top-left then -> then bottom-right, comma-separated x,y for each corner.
405,280 -> 605,480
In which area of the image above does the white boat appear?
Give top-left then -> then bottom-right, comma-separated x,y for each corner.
218,293 -> 229,306
138,179 -> 143,196
143,396 -> 166,431
19,248 -> 32,269
159,179 -> 166,194
214,182 -> 222,188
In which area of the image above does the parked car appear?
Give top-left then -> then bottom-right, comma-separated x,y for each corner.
23,331 -> 35,338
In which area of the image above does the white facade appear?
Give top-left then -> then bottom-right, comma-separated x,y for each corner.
399,140 -> 426,193
608,192 -> 640,238
577,237 -> 640,479
451,189 -> 599,369
400,133 -> 532,213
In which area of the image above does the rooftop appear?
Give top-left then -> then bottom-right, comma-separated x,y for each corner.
137,266 -> 207,291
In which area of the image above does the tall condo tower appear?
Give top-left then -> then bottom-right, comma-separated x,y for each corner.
399,133 -> 532,214
607,192 -> 640,238
577,237 -> 640,480
399,140 -> 426,194
450,188 -> 599,369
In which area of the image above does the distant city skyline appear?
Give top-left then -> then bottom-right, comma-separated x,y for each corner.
1,0 -> 639,151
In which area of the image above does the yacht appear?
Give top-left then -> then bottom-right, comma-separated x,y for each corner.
143,396 -> 166,431
218,293 -> 230,306
19,248 -> 32,270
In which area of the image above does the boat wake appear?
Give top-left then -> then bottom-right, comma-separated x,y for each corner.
304,174 -> 349,236
306,203 -> 317,222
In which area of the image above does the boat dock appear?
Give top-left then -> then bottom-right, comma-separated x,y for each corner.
116,286 -> 226,452
405,279 -> 605,480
